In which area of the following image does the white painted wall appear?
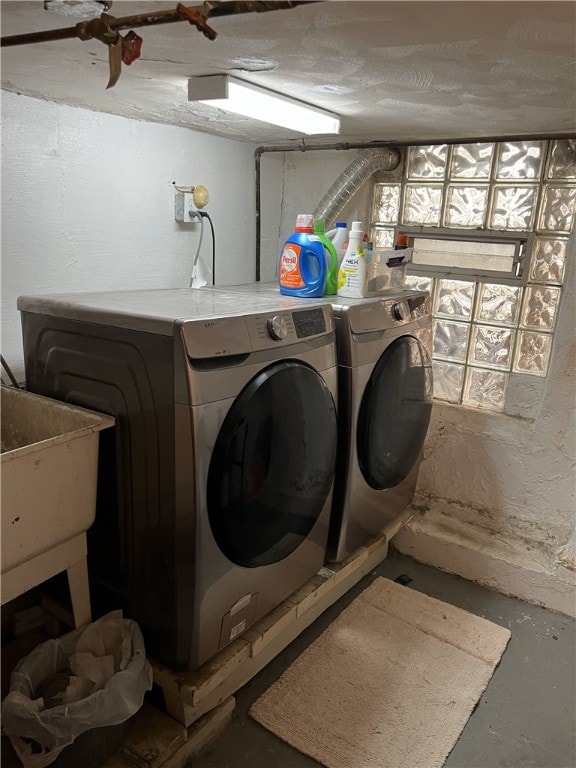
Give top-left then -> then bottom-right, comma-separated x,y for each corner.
1,92 -> 256,381
259,148 -> 377,281
264,149 -> 575,616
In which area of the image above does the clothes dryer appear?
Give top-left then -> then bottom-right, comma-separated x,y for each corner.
19,288 -> 338,669
326,290 -> 433,561
200,284 -> 433,562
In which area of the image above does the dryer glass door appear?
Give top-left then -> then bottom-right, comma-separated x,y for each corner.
207,360 -> 337,567
357,335 -> 433,490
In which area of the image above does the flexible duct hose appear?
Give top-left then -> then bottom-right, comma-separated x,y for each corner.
313,147 -> 401,228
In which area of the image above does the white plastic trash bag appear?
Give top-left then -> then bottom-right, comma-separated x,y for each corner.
1,610 -> 153,768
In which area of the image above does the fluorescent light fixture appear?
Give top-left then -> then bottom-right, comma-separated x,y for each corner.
188,74 -> 340,135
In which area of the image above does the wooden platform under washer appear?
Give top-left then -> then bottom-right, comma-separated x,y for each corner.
103,512 -> 410,767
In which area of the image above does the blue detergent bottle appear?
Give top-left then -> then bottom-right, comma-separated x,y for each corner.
279,214 -> 327,298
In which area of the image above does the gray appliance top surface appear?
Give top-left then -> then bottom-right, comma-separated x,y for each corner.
17,287 -> 332,335
204,282 -> 420,306
203,283 -> 431,332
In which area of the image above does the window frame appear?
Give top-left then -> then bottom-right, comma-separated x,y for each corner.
397,226 -> 534,286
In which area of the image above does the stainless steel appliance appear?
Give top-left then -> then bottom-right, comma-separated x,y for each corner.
325,290 -> 433,561
200,284 -> 433,563
19,288 -> 338,669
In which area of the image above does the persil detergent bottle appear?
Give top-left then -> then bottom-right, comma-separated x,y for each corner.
337,221 -> 367,298
279,214 -> 327,298
313,218 -> 338,295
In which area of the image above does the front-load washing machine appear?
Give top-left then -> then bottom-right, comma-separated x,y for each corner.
201,283 -> 433,562
19,288 -> 338,669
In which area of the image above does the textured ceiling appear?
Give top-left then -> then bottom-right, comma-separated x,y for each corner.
1,1 -> 575,145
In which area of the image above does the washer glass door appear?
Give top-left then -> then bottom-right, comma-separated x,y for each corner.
357,335 -> 433,490
207,360 -> 337,567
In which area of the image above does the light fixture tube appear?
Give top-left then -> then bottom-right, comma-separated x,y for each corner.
188,74 -> 340,135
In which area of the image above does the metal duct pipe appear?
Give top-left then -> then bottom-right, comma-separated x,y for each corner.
313,147 -> 401,228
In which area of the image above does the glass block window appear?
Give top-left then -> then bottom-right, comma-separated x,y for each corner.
432,361 -> 465,403
449,143 -> 494,179
445,185 -> 489,227
374,139 -> 575,412
403,185 -> 443,225
469,325 -> 515,370
406,144 -> 448,179
373,184 -> 401,224
513,331 -> 553,376
529,237 -> 566,284
547,140 -> 576,179
404,274 -> 433,294
490,185 -> 538,230
495,141 -> 544,180
433,319 -> 470,362
538,186 -> 576,233
434,279 -> 475,320
476,283 -> 522,327
520,286 -> 560,331
373,228 -> 395,248
463,368 -> 509,411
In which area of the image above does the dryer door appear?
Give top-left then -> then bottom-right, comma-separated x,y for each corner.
357,335 -> 433,490
207,360 -> 337,568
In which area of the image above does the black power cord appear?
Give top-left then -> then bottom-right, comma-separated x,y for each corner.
1,354 -> 20,388
199,211 -> 216,285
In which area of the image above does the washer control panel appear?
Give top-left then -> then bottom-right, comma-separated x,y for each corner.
248,304 -> 333,350
267,315 -> 288,341
264,308 -> 327,341
293,307 -> 327,338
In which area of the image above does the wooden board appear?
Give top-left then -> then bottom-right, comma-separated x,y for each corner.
152,513 -> 411,728
102,698 -> 235,768
2,700 -> 234,768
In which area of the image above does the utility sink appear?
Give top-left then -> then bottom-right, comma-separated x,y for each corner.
1,385 -> 114,620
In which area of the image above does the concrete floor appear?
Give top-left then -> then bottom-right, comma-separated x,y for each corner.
194,550 -> 576,768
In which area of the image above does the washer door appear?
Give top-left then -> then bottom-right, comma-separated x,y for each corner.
207,360 -> 337,568
357,335 -> 433,490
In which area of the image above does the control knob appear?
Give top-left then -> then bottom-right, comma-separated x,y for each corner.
392,302 -> 406,321
267,315 -> 288,341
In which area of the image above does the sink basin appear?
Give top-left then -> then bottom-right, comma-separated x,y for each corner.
1,385 -> 114,607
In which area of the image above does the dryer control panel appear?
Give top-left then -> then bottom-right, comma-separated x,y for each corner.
345,291 -> 431,335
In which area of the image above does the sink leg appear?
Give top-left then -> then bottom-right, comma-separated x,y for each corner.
67,557 -> 92,628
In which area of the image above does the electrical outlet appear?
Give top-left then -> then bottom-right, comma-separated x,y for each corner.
175,191 -> 197,222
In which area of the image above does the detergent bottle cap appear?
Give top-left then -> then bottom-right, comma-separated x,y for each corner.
350,221 -> 364,236
295,214 -> 315,233
395,232 -> 410,248
335,222 -> 347,228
